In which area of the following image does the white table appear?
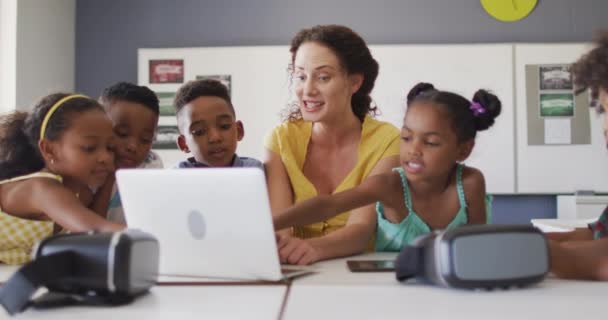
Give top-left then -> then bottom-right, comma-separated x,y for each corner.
283,253 -> 608,320
1,285 -> 287,319
292,252 -> 397,286
0,265 -> 287,319
3,253 -> 608,319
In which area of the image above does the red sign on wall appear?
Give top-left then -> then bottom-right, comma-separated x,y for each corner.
149,59 -> 184,84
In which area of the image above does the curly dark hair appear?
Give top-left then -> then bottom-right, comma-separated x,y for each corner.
406,82 -> 502,142
0,93 -> 103,180
173,79 -> 233,115
572,30 -> 608,113
99,82 -> 160,115
285,24 -> 379,122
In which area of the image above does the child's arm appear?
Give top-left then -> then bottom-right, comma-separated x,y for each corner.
273,173 -> 392,230
549,238 -> 608,280
31,179 -> 124,232
89,174 -> 115,218
462,166 -> 487,224
545,228 -> 593,242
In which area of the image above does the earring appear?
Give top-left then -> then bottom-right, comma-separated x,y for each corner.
50,158 -> 55,165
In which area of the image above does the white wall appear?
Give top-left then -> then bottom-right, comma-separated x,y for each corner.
138,45 -> 516,193
0,0 -> 17,114
15,0 -> 75,110
0,0 -> 3,109
0,0 -> 74,113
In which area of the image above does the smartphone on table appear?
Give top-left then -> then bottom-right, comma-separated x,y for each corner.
346,260 -> 395,272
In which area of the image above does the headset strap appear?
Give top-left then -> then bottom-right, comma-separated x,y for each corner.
0,251 -> 74,315
395,245 -> 425,281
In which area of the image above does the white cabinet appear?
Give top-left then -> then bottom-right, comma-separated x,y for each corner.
556,195 -> 608,220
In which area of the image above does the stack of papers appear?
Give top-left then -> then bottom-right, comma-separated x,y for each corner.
531,218 -> 596,233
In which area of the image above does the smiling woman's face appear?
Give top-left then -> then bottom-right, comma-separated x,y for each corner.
293,41 -> 358,123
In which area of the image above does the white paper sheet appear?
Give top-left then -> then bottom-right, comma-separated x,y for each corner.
544,118 -> 571,144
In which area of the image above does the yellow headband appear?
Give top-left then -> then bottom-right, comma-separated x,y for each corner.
39,94 -> 89,142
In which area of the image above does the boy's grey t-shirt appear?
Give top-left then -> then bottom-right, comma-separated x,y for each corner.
107,151 -> 163,223
173,154 -> 263,170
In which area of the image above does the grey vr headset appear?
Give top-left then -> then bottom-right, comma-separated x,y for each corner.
395,225 -> 549,289
0,229 -> 159,315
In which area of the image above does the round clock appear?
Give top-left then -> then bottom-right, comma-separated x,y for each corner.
480,0 -> 538,22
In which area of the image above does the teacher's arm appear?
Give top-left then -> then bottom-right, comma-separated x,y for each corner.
264,148 -> 294,235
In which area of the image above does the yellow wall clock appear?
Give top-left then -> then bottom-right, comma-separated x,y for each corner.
480,0 -> 538,22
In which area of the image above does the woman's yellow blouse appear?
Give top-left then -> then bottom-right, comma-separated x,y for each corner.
265,116 -> 400,238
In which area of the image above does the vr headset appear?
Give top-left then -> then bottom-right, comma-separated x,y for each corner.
395,225 -> 549,289
0,229 -> 159,315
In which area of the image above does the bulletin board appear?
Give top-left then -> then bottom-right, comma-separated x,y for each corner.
514,43 -> 608,194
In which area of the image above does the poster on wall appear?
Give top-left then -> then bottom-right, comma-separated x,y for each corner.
156,92 -> 176,116
149,59 -> 184,83
539,93 -> 574,117
153,125 -> 180,150
196,74 -> 232,96
525,64 -> 591,146
539,65 -> 573,90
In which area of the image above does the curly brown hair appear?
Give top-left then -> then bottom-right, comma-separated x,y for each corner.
284,25 -> 379,122
572,30 -> 608,112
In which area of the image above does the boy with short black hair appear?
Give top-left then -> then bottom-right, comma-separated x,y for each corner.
173,79 -> 262,169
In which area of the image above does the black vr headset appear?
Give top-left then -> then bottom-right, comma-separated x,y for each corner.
0,229 -> 159,315
396,225 -> 549,289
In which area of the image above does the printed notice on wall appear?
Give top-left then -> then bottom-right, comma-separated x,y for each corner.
544,118 -> 571,144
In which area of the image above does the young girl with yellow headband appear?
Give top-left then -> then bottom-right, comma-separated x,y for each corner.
0,93 -> 124,264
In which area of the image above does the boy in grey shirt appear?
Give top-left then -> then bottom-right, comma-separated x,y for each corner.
172,79 -> 262,170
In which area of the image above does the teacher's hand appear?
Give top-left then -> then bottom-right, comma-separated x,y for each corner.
276,233 -> 319,265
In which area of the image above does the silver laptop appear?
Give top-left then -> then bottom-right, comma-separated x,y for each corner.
116,167 -> 312,281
